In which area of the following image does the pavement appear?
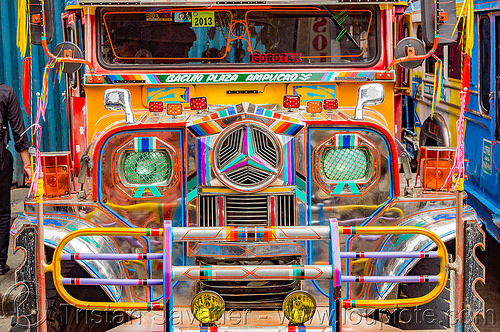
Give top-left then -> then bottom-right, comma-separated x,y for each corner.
0,187 -> 29,330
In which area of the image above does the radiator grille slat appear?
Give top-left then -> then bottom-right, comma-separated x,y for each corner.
226,196 -> 268,226
275,194 -> 295,227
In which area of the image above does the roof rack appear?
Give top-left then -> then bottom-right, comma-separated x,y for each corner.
77,0 -> 399,6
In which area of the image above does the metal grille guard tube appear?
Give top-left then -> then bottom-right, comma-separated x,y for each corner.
47,220 -> 448,319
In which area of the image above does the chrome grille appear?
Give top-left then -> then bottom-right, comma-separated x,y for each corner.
198,196 -> 219,227
198,256 -> 300,309
253,129 -> 278,166
214,123 -> 282,192
226,195 -> 268,226
225,167 -> 269,186
275,195 -> 295,226
218,129 -> 242,165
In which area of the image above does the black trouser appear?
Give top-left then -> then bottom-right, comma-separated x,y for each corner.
0,150 -> 13,265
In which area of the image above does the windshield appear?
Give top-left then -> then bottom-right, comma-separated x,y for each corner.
99,6 -> 378,67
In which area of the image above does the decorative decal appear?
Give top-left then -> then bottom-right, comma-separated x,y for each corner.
197,136 -> 215,186
331,181 -> 360,195
335,134 -> 358,149
189,105 -> 303,137
133,185 -> 162,198
250,53 -> 302,63
147,87 -> 189,104
134,137 -> 157,152
192,12 -> 215,27
89,71 -> 395,85
280,136 -> 295,185
293,85 -> 337,102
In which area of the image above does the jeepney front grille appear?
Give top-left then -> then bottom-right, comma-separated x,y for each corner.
198,256 -> 300,309
226,195 -> 268,226
198,194 -> 295,227
198,196 -> 219,227
275,194 -> 295,227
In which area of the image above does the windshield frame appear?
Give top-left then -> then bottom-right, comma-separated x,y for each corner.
96,5 -> 381,70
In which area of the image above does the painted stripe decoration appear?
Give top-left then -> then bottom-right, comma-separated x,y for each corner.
197,136 -> 212,186
331,181 -> 360,195
61,277 -> 163,286
60,251 -> 438,260
62,253 -> 164,260
189,105 -> 303,137
336,134 -> 358,149
88,71 -> 392,85
225,226 -> 277,241
280,136 -> 295,185
134,185 -> 162,198
145,228 -> 161,236
134,137 -> 156,152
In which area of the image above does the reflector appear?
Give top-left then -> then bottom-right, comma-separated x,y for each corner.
190,97 -> 207,111
148,101 -> 163,112
306,101 -> 322,113
166,103 -> 183,115
283,95 -> 300,109
323,98 -> 338,110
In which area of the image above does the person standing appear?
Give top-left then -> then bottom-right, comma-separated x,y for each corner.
0,83 -> 31,275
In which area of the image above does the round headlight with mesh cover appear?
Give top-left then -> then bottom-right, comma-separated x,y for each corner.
321,148 -> 372,182
213,122 -> 283,192
122,150 -> 173,185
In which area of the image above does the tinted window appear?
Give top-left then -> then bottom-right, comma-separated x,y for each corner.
99,6 -> 379,67
479,16 -> 491,114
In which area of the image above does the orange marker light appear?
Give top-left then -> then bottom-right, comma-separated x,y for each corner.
167,103 -> 183,116
283,95 -> 300,109
306,101 -> 322,113
149,101 -> 164,112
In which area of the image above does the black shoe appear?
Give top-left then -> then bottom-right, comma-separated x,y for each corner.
0,264 -> 10,275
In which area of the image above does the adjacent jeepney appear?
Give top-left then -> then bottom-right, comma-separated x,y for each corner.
11,0 -> 485,331
400,0 -> 500,243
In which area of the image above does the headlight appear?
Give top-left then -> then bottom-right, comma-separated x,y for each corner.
122,150 -> 172,185
283,290 -> 316,325
321,147 -> 371,181
191,291 -> 225,325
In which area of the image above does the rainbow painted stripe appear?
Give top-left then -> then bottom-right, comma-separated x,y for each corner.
86,71 -> 394,85
189,106 -> 303,137
225,226 -> 277,241
280,136 -> 295,185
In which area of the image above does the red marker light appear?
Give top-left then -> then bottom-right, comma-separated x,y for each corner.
283,95 -> 300,109
306,101 -> 322,114
148,101 -> 164,112
323,98 -> 338,111
166,103 -> 183,116
190,97 -> 207,111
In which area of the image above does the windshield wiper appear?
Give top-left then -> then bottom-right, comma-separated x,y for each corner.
323,6 -> 362,51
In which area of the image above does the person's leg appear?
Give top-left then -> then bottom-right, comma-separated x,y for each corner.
0,150 -> 13,266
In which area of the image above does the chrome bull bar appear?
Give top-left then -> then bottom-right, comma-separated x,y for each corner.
48,219 -> 448,330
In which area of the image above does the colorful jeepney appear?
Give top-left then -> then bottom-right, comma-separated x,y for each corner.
11,0 -> 485,331
400,0 -> 500,243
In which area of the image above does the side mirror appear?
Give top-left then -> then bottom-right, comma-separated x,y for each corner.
421,0 -> 458,46
354,84 -> 385,120
29,0 -> 54,46
394,37 -> 426,69
52,42 -> 83,74
104,89 -> 134,124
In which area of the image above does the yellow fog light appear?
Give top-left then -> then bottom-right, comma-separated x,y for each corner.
283,290 -> 316,325
191,291 -> 225,325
